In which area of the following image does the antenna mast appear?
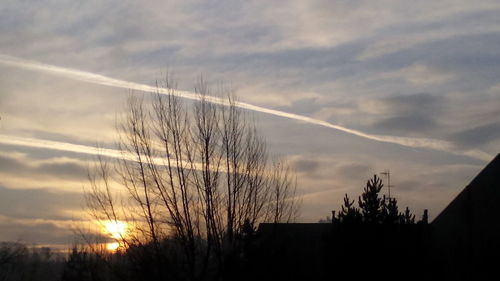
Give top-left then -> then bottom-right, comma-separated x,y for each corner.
380,170 -> 394,199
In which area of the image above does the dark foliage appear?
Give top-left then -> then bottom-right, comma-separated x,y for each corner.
0,175 -> 436,281
0,243 -> 63,281
60,247 -> 106,281
326,174 -> 431,281
358,175 -> 385,223
336,194 -> 362,224
334,174 -> 428,225
246,175 -> 434,281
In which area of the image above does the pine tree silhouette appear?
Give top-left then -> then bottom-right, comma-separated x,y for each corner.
418,209 -> 429,224
382,196 -> 399,224
337,194 -> 362,224
399,207 -> 415,224
358,175 -> 384,224
333,174 -> 424,225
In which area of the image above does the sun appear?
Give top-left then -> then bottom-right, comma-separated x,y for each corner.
106,242 -> 120,251
102,220 -> 128,239
101,220 -> 128,252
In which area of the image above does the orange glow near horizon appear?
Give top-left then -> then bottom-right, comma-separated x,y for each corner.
106,242 -> 120,251
101,220 -> 128,252
103,220 -> 128,239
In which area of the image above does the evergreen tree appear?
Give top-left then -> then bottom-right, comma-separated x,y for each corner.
61,247 -> 106,281
61,248 -> 93,281
399,207 -> 415,224
333,174 -> 424,225
337,194 -> 362,224
418,209 -> 429,224
358,175 -> 384,224
381,196 -> 399,224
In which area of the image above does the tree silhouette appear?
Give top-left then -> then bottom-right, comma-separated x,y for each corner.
335,194 -> 362,224
418,209 -> 429,224
358,175 -> 385,224
84,77 -> 301,281
381,197 -> 399,224
334,174 -> 426,225
328,175 -> 431,281
400,207 -> 416,224
61,247 -> 95,281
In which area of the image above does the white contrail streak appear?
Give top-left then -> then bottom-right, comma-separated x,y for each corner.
0,54 -> 493,162
0,134 -> 130,160
0,134 -> 207,170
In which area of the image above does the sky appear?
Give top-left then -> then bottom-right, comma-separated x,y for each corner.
1,0 -> 500,248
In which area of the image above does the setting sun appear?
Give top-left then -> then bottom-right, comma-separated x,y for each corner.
102,220 -> 128,239
106,242 -> 120,251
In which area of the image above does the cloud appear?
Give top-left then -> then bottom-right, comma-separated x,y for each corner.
357,6 -> 500,60
1,55 -> 493,161
292,158 -> 320,174
1,0 -> 500,232
0,186 -> 83,220
0,218 -> 75,245
0,134 -> 127,163
37,162 -> 88,181
364,93 -> 442,135
0,215 -> 107,246
374,115 -> 437,133
335,163 -> 372,180
0,153 -> 88,181
372,93 -> 443,115
378,64 -> 455,85
0,154 -> 25,173
451,122 -> 500,147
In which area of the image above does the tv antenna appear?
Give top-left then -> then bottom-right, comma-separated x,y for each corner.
380,170 -> 394,199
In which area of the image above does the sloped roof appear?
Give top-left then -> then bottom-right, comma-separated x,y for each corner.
432,153 -> 500,248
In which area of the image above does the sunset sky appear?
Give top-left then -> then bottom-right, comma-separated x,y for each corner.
1,0 -> 500,248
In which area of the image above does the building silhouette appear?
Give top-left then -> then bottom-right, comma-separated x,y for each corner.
432,153 -> 500,280
255,154 -> 500,281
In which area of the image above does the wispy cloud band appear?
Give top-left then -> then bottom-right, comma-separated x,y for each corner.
0,134 -> 126,160
0,134 -> 217,173
0,54 -> 492,161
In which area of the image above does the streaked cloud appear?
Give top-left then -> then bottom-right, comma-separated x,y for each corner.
0,55 -> 492,161
0,134 -> 126,160
0,186 -> 82,220
1,0 -> 499,245
0,153 -> 87,181
452,122 -> 500,147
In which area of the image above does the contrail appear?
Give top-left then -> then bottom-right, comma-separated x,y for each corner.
0,134 -> 132,161
0,54 -> 493,162
0,134 -> 207,170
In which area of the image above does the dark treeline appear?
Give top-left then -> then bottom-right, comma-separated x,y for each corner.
333,174 -> 428,225
0,242 -> 64,281
326,175 -> 432,281
1,175 -> 433,281
0,232 -> 260,281
254,175 -> 432,281
4,164 -> 498,281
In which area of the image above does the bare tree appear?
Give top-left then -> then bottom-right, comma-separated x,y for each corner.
85,77 -> 300,280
